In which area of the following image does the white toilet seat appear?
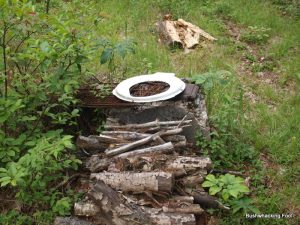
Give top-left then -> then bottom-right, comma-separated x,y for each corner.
112,72 -> 186,103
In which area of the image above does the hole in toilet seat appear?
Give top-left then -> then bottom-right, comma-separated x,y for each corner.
129,81 -> 170,97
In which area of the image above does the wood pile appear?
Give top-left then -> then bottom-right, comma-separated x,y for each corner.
156,15 -> 216,50
57,117 -> 219,225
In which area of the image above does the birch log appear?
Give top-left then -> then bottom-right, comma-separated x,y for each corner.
166,156 -> 212,174
90,172 -> 173,192
74,201 -> 100,217
116,142 -> 174,159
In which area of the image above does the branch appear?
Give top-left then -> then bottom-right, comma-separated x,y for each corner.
31,58 -> 46,74
14,31 -> 36,53
14,61 -> 24,75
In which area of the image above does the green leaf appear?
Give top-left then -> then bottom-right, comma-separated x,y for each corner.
115,44 -> 126,58
7,150 -> 15,157
202,181 -> 216,187
228,189 -> 239,198
100,48 -> 113,64
40,41 -> 50,53
205,174 -> 217,182
209,185 -> 222,195
0,168 -> 7,173
0,179 -> 11,187
0,176 -> 11,182
221,190 -> 230,201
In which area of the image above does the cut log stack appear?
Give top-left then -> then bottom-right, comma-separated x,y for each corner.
64,118 -> 216,225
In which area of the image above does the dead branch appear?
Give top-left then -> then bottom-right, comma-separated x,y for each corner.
101,130 -> 151,140
116,142 -> 174,159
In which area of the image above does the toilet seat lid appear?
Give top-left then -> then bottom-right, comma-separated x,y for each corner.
112,72 -> 186,102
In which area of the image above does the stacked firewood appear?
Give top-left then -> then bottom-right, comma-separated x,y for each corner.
57,118 -> 218,225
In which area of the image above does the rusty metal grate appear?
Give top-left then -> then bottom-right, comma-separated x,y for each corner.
77,83 -> 199,108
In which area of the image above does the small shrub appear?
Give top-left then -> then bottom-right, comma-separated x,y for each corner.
202,174 -> 259,214
240,26 -> 271,45
202,174 -> 250,201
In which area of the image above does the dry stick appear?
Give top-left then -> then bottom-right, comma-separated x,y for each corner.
89,134 -> 127,144
105,119 -> 192,130
101,131 -> 151,140
105,128 -> 182,157
176,113 -> 190,128
105,132 -> 161,156
115,142 -> 174,159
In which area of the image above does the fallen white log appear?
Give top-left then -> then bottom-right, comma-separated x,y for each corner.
90,172 -> 174,192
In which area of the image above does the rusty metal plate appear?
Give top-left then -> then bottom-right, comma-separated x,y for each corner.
77,83 -> 199,108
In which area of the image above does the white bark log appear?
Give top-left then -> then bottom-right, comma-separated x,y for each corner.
74,201 -> 100,217
90,172 -> 173,192
101,131 -> 151,140
166,156 -> 212,173
116,142 -> 174,159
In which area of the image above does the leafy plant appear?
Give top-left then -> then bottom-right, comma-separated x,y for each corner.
202,174 -> 260,214
52,197 -> 72,216
0,131 -> 81,202
202,174 -> 250,201
99,39 -> 136,82
229,197 -> 260,214
240,26 -> 271,45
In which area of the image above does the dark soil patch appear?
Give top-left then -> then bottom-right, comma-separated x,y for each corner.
130,81 -> 170,97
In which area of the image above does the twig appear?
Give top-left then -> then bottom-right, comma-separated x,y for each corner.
53,173 -> 83,191
177,113 -> 191,128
